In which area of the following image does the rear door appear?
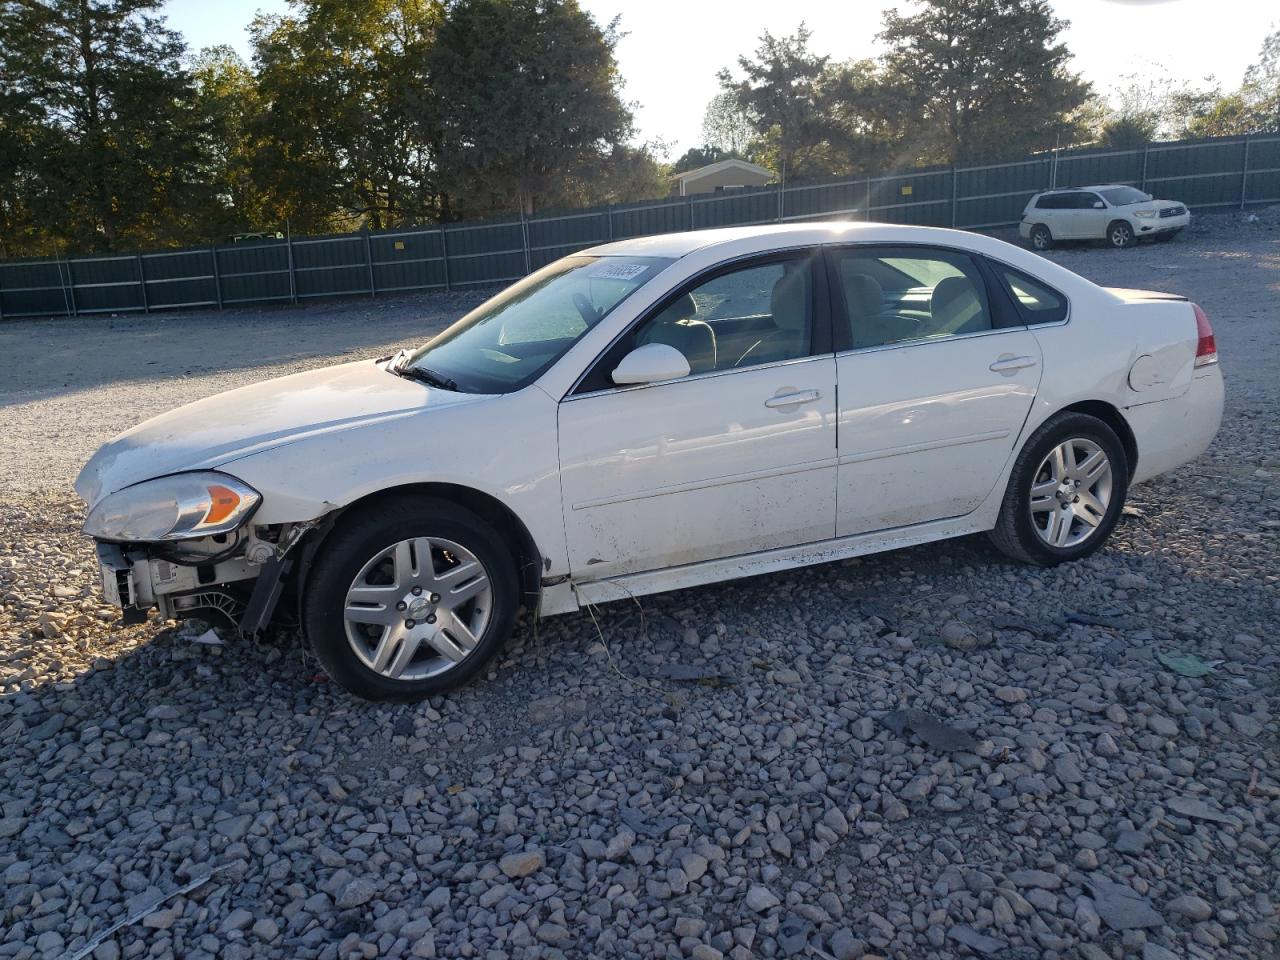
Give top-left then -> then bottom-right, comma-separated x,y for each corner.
1034,193 -> 1071,236
828,244 -> 1043,536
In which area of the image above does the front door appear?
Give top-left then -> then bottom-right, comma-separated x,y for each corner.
827,244 -> 1042,536
558,253 -> 838,579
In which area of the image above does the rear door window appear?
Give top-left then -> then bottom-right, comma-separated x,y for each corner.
830,246 -> 993,349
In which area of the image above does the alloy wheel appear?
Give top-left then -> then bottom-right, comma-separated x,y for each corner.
343,536 -> 492,681
1029,438 -> 1113,549
1110,224 -> 1133,248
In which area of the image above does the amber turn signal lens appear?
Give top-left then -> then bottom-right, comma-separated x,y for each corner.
203,484 -> 242,525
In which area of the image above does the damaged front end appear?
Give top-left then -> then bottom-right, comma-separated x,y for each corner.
94,519 -> 319,634
82,469 -> 321,636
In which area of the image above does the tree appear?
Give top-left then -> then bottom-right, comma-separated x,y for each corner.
717,26 -> 830,180
190,45 -> 268,236
670,146 -> 735,175
250,0 -> 442,233
0,0 -> 207,252
819,58 -> 915,172
424,0 -> 633,217
1098,114 -> 1158,148
1248,26 -> 1280,89
566,143 -> 668,206
1162,31 -> 1280,138
700,91 -> 755,157
878,0 -> 1090,163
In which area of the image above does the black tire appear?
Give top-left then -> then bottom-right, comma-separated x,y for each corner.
1107,220 -> 1135,249
302,496 -> 519,701
989,412 -> 1129,566
1029,224 -> 1053,251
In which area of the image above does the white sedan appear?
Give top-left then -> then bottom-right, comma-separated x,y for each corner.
75,223 -> 1224,701
1019,185 -> 1190,249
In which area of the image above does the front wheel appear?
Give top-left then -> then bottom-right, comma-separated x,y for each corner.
1029,224 -> 1053,251
302,497 -> 520,701
989,412 -> 1128,566
1107,221 -> 1135,249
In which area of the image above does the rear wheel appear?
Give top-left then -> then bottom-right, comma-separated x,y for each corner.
1029,224 -> 1053,251
302,497 -> 519,701
989,412 -> 1128,566
1107,221 -> 1135,249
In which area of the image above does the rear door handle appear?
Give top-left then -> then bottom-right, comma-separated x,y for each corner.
989,355 -> 1038,373
765,388 -> 821,409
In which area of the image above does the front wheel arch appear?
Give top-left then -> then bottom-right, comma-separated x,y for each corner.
1107,219 -> 1135,247
296,483 -> 543,617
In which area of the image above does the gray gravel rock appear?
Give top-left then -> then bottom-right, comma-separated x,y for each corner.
1169,894 -> 1213,921
498,848 -> 545,878
1089,877 -> 1166,930
745,885 -> 780,912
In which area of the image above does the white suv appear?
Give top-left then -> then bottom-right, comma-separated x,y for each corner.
1020,185 -> 1190,250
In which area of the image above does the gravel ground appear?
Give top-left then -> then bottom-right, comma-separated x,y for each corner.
1,211 -> 1277,960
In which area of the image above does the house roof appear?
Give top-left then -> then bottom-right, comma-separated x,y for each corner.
670,158 -> 774,183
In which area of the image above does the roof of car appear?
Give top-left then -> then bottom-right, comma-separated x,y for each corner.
1038,184 -> 1137,194
579,221 -> 974,259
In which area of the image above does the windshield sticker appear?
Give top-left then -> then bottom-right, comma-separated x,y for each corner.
586,262 -> 650,281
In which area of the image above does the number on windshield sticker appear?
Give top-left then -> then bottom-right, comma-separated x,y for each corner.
586,262 -> 650,281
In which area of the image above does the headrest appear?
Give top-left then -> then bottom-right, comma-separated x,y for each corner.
654,292 -> 698,325
770,266 -> 808,331
931,276 -> 975,316
842,272 -> 884,318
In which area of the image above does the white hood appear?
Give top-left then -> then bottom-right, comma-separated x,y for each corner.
74,359 -> 487,506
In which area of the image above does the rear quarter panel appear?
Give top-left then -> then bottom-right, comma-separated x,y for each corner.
1026,291 -> 1204,466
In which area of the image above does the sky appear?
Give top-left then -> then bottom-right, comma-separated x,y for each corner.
162,0 -> 1276,157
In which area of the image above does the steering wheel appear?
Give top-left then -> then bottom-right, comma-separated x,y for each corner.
572,293 -> 601,327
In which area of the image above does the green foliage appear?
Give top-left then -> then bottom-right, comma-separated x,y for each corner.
2,0 -> 1267,261
424,0 -> 633,217
671,146 -> 737,175
717,26 -> 830,179
1099,114 -> 1158,149
0,0 -> 209,254
878,0 -> 1090,163
249,0 -> 442,233
700,91 -> 755,158
0,0 -> 643,254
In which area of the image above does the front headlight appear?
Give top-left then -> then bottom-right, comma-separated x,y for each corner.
84,472 -> 261,542
1134,210 -> 1157,219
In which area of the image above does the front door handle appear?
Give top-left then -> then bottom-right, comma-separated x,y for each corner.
765,388 -> 821,409
989,355 -> 1038,374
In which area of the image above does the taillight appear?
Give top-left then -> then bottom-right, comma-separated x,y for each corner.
1192,303 -> 1217,367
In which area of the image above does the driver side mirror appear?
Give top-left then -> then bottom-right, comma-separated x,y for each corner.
1093,201 -> 1104,209
611,342 -> 691,386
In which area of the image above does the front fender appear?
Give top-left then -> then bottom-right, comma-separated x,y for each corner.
218,385 -> 571,577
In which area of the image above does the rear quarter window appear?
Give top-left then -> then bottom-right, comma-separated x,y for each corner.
997,266 -> 1068,325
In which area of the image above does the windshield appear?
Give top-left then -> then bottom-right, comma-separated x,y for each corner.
1099,186 -> 1151,206
402,255 -> 672,393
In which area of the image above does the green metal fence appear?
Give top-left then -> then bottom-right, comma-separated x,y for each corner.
3,133 -> 1278,320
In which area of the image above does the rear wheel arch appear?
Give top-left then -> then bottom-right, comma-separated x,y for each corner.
299,483 -> 543,612
1060,400 -> 1137,481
